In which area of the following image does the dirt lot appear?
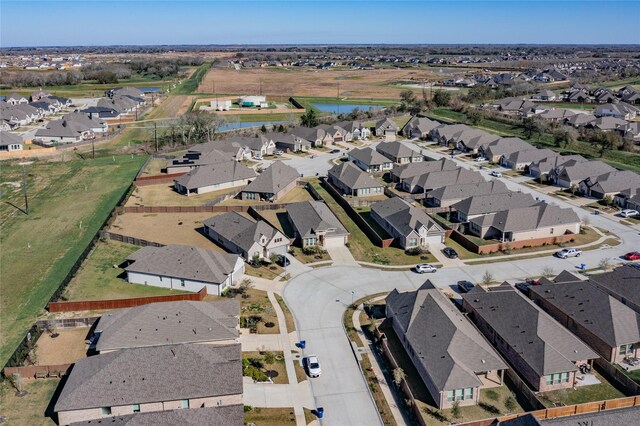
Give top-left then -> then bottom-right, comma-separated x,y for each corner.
126,184 -> 239,207
199,67 -> 444,98
34,328 -> 90,365
110,212 -> 225,250
217,185 -> 312,206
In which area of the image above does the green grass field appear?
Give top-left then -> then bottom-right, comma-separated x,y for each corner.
0,154 -> 146,366
173,62 -> 210,95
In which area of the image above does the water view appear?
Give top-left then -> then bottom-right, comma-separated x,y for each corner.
312,102 -> 386,114
218,121 -> 284,132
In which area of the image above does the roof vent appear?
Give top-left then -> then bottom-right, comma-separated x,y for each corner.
171,349 -> 176,357
481,359 -> 486,364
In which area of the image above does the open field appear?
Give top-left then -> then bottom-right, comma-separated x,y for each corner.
34,328 -> 90,365
199,67 -> 445,99
110,212 -> 226,250
126,183 -> 239,207
63,240 -> 191,301
0,378 -> 59,426
0,154 -> 145,366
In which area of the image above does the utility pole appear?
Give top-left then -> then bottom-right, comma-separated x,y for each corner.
92,137 -> 95,159
18,161 -> 33,215
154,121 -> 158,152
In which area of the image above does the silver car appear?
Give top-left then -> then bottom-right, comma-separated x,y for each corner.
305,355 -> 321,378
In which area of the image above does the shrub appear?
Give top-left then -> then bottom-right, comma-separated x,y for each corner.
244,405 -> 253,413
405,247 -> 423,256
485,389 -> 499,401
244,365 -> 267,382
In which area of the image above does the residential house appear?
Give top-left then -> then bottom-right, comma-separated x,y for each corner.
374,118 -> 399,140
459,133 -> 501,155
327,162 -> 384,197
594,102 -> 639,120
289,126 -> 332,147
429,123 -> 469,146
567,89 -> 592,103
402,168 -> 485,195
68,406 -> 244,426
500,148 -> 557,171
93,300 -> 240,353
317,124 -> 348,143
240,161 -> 299,202
0,131 -> 24,152
348,147 -> 394,173
427,180 -> 508,208
166,146 -> 236,174
529,155 -> 588,180
565,113 -> 596,128
462,286 -> 599,392
538,109 -> 576,123
586,117 -> 629,132
491,97 -> 541,116
376,141 -> 424,164
578,170 -> 640,199
106,86 -> 146,99
265,131 -> 311,153
614,187 -> 640,210
402,117 -> 440,139
479,137 -> 533,163
619,122 -> 640,143
34,119 -> 92,144
450,128 -> 492,152
123,245 -> 244,296
390,158 -> 458,184
549,160 -> 616,188
529,277 -> 640,364
63,112 -> 108,134
370,197 -> 445,249
452,192 -> 537,222
204,212 -> 289,261
5,93 -> 28,105
467,202 -> 581,242
80,106 -> 122,121
173,160 -> 256,196
590,265 -> 640,315
285,201 -> 349,247
30,89 -> 51,102
531,90 -> 558,101
54,343 -> 242,425
335,120 -> 370,140
385,281 -> 507,409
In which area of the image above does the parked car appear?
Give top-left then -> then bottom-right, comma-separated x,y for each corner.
254,155 -> 263,160
515,282 -> 531,295
475,157 -> 487,162
443,247 -> 458,259
457,280 -> 474,293
275,150 -> 284,156
305,355 -> 322,378
489,170 -> 502,178
330,149 -> 340,154
625,251 -> 640,261
555,248 -> 582,259
415,264 -> 437,274
278,255 -> 290,267
621,209 -> 639,218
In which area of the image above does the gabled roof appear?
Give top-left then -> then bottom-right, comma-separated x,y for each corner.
590,265 -> 640,313
483,137 -> 532,158
428,180 -> 508,203
124,245 -> 241,285
403,117 -> 440,134
35,119 -> 88,138
55,344 -> 242,412
328,161 -> 383,190
565,113 -> 596,127
462,287 -> 598,375
504,148 -> 557,165
285,201 -> 348,239
242,161 -> 298,195
386,282 -> 507,391
349,147 -> 391,166
469,202 -> 580,233
453,191 -> 537,216
376,141 -> 423,160
530,280 -> 640,347
203,211 -> 284,253
390,158 -> 458,181
375,118 -> 398,131
0,130 -> 24,146
68,406 -> 244,426
174,160 -> 256,190
555,160 -> 616,183
406,168 -> 485,192
371,197 -> 443,237
95,300 -> 239,351
582,170 -> 640,194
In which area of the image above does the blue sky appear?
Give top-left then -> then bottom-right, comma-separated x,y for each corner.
1,1 -> 639,47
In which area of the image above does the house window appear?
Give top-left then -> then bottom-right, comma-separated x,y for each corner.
545,374 -> 553,385
464,388 -> 473,400
274,238 -> 282,243
159,276 -> 163,282
455,388 -> 464,401
620,343 -> 633,355
132,404 -> 140,413
180,279 -> 185,287
446,390 -> 455,402
101,407 -> 112,416
561,372 -> 569,383
181,399 -> 190,409
550,228 -> 554,234
408,238 -> 417,247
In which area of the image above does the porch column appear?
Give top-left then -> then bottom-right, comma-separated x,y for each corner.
500,369 -> 504,385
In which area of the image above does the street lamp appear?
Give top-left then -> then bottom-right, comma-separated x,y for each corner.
18,161 -> 34,215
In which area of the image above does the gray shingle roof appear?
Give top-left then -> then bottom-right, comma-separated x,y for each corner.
285,201 -> 348,239
173,160 -> 256,190
242,161 -> 298,195
124,245 -> 240,285
390,158 -> 458,181
95,300 -> 239,352
462,287 -> 598,376
530,280 -> 640,347
469,202 -> 580,233
428,180 -> 508,203
504,149 -> 557,166
55,343 -> 242,412
386,282 -> 507,391
68,405 -> 244,426
453,192 -> 537,216
590,265 -> 640,312
328,162 -> 383,190
582,170 -> 640,194
406,168 -> 485,192
554,160 -> 616,183
376,141 -> 423,160
203,211 -> 283,254
403,117 -> 440,134
0,130 -> 24,146
349,147 -> 391,166
483,137 -> 532,159
371,197 -> 443,237
530,155 -> 587,176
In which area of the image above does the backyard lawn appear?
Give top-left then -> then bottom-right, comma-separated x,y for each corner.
0,154 -> 146,366
0,378 -> 59,426
539,370 -> 624,407
63,240 -> 190,301
126,184 -> 238,207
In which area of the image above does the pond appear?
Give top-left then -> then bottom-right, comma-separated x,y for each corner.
312,102 -> 386,114
139,87 -> 161,93
219,121 -> 284,132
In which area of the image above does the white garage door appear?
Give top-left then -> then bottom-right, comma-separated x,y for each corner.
270,245 -> 289,256
424,235 -> 443,246
323,236 -> 345,248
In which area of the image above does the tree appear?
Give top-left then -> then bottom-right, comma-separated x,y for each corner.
482,270 -> 494,285
504,395 -> 517,413
432,90 -> 451,107
466,109 -> 483,125
522,117 -> 546,142
260,124 -> 267,133
599,257 -> 612,271
400,90 -> 417,109
250,253 -> 261,266
238,278 -> 254,298
541,266 -> 555,279
553,128 -> 577,148
269,253 -> 280,264
10,373 -> 23,393
591,130 -> 622,157
263,351 -> 276,366
300,108 -> 319,127
392,367 -> 406,387
451,400 -> 461,420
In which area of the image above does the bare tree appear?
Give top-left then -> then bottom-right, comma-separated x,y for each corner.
392,367 -> 406,387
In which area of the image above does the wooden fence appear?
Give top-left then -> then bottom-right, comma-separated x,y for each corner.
4,363 -> 73,379
133,172 -> 186,187
595,358 -> 640,396
35,316 -> 100,330
449,229 -> 575,255
47,287 -> 207,312
103,231 -> 164,247
119,202 -> 291,214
